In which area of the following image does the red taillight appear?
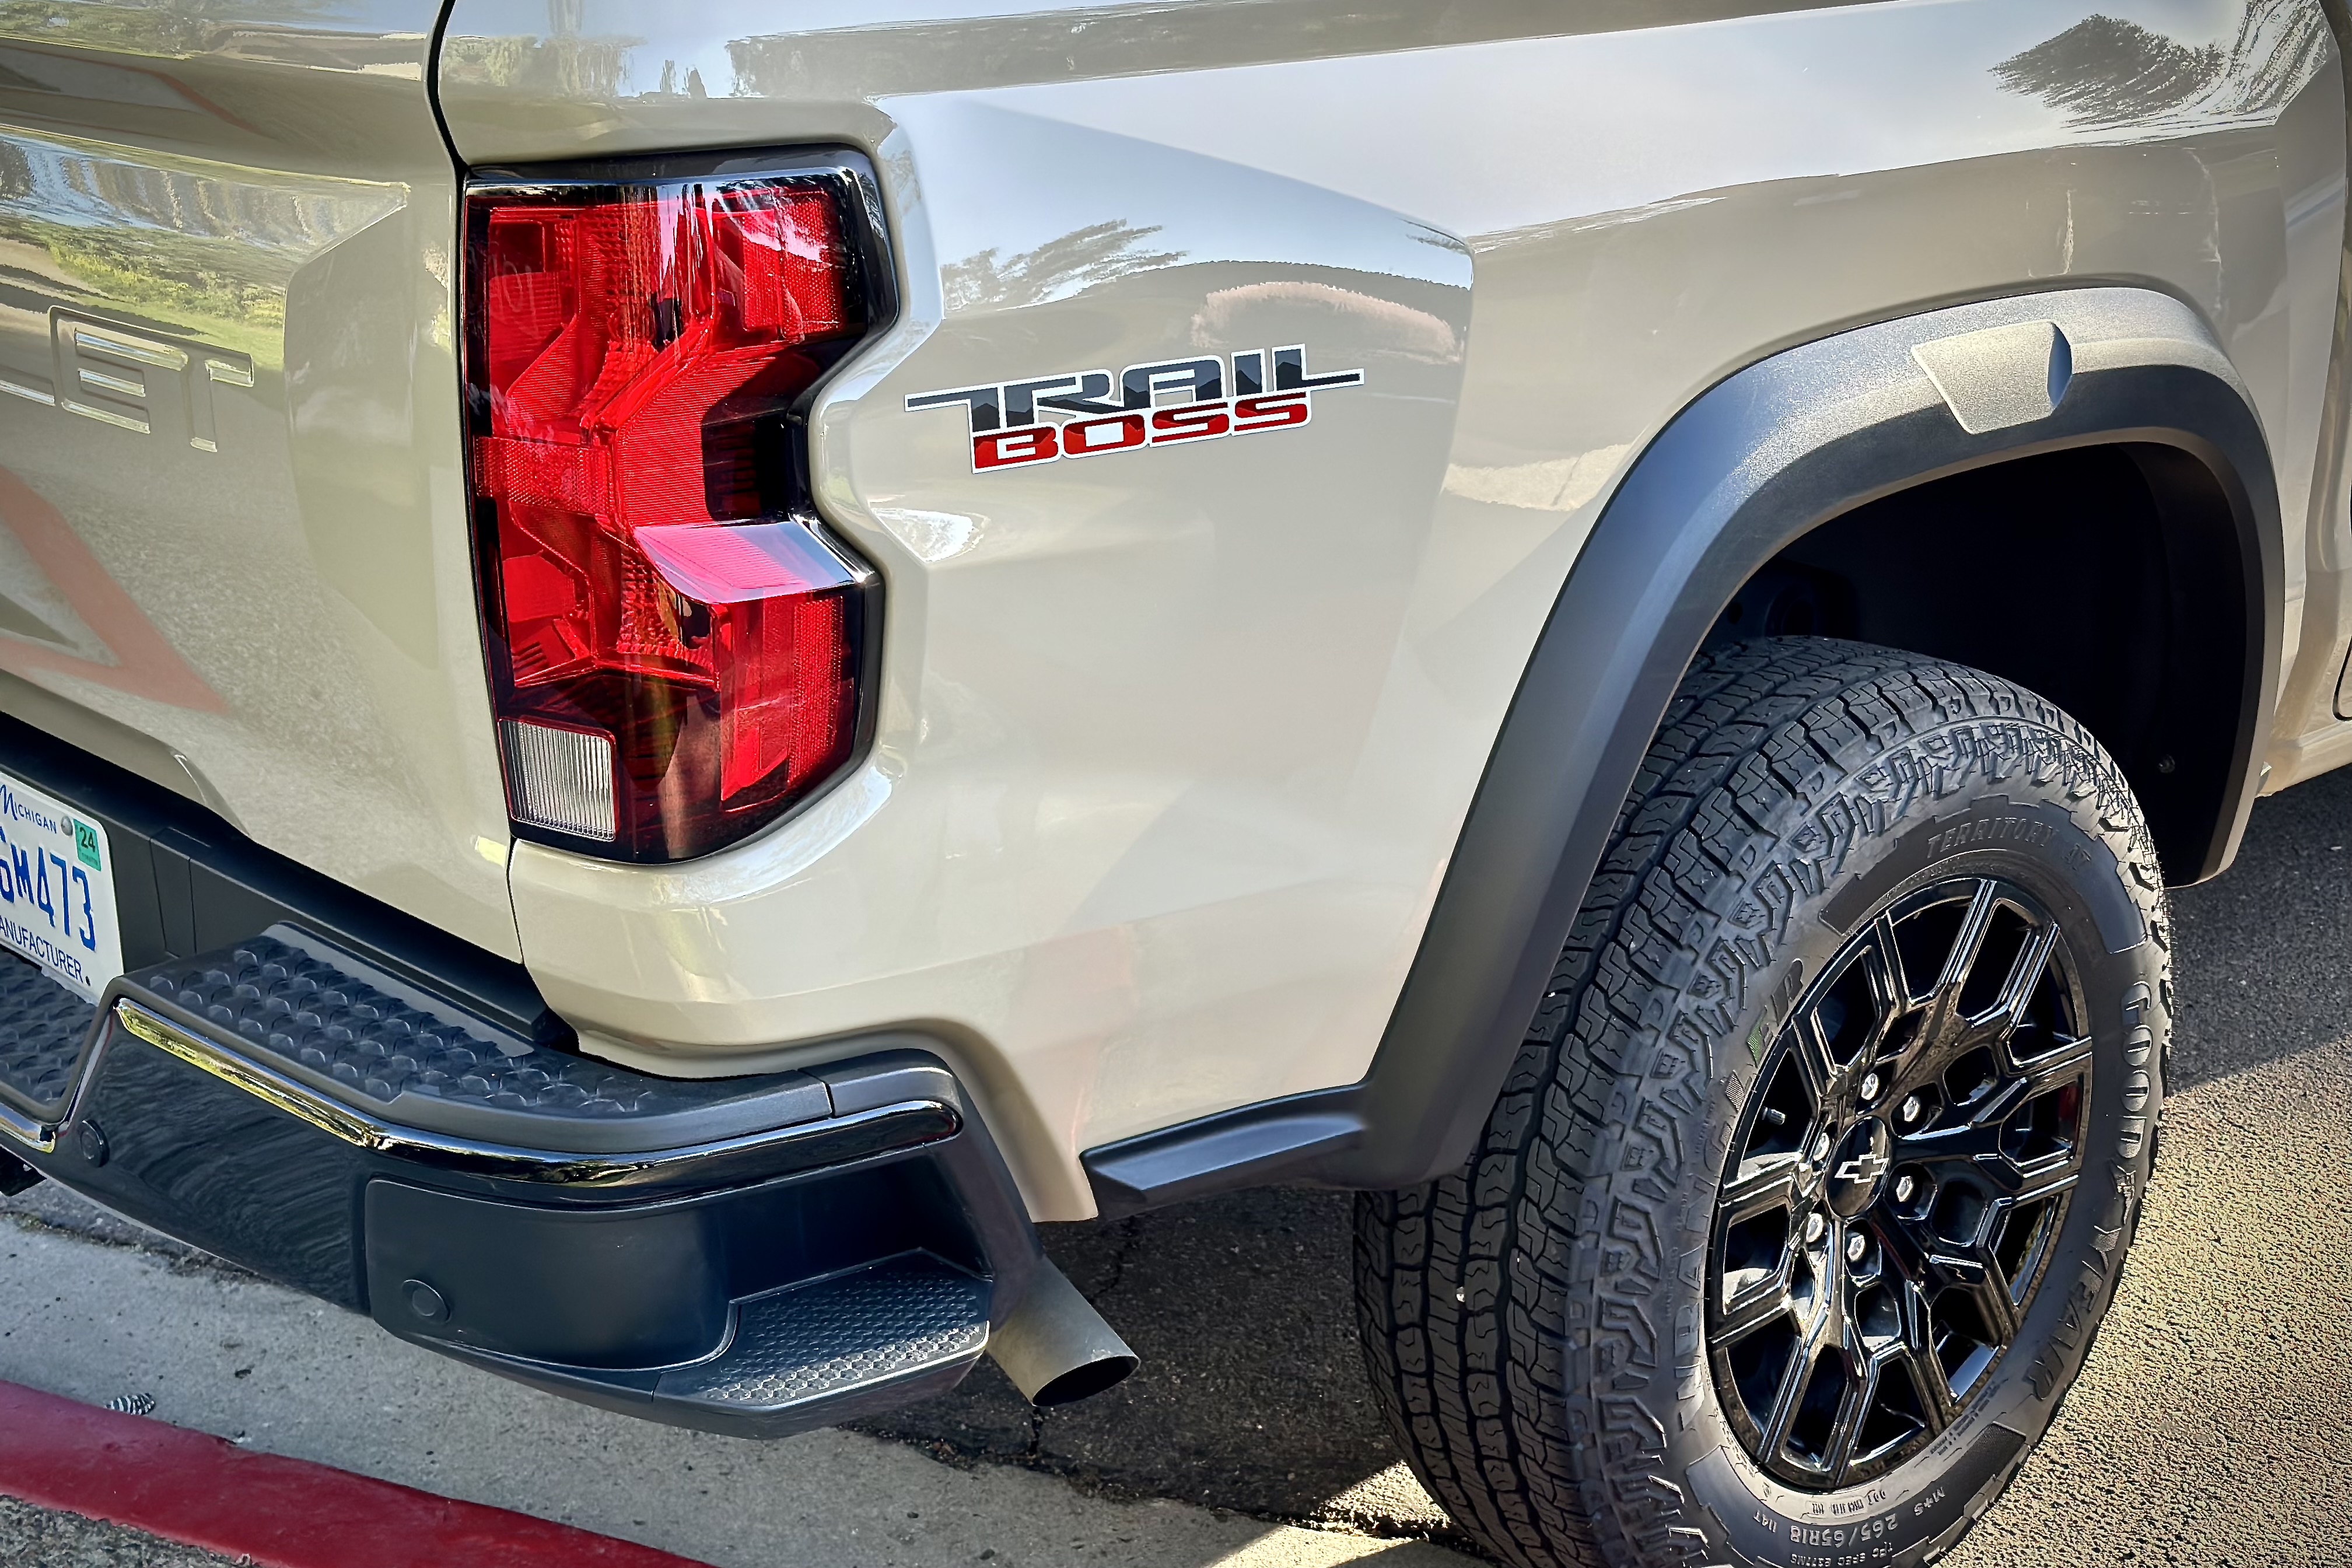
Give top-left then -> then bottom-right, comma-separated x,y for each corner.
463,167 -> 877,860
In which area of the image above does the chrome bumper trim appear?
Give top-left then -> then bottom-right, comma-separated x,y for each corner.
109,999 -> 958,1189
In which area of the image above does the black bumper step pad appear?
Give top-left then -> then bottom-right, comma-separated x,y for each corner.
477,1252 -> 995,1438
147,935 -> 628,1111
127,927 -> 833,1152
662,1253 -> 989,1419
0,954 -> 96,1119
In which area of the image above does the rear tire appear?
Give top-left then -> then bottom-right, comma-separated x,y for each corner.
1354,638 -> 2169,1568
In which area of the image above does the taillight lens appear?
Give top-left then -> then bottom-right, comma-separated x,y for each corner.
463,166 -> 878,860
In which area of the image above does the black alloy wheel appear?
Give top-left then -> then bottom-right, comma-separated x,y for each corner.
1711,877 -> 2092,1489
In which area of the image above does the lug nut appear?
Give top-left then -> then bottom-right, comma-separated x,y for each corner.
1899,1094 -> 1923,1124
1859,1072 -> 1882,1101
1805,1212 -> 1826,1244
1810,1132 -> 1831,1163
1894,1174 -> 1917,1204
1846,1228 -> 1868,1264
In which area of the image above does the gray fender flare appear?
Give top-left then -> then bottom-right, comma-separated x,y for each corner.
1086,286 -> 2280,1211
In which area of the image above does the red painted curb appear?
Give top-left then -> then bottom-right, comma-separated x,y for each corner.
0,1380 -> 714,1568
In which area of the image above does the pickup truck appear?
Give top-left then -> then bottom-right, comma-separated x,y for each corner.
0,4 -> 2342,1566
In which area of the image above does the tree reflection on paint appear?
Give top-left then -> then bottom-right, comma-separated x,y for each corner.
943,219 -> 1184,313
1994,1 -> 2330,130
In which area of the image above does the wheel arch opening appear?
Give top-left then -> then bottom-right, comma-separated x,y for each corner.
1703,442 -> 2252,883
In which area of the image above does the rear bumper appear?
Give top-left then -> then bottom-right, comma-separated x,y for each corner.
1,934 -> 1040,1435
0,708 -> 1045,1435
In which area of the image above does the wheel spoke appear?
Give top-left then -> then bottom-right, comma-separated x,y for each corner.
1962,1066 -> 2035,1128
1840,1334 -> 1948,1480
1959,1260 -> 2024,1348
1898,1114 -> 1998,1160
2006,922 -> 2089,1066
1759,1277 -> 1844,1466
1866,1203 -> 1936,1288
2021,1034 -> 2095,1089
1821,1345 -> 1876,1486
1926,881 -> 2000,1026
1718,1159 -> 1801,1217
1890,1217 -> 2003,1310
1996,925 -> 2059,1032
1926,1149 -> 2076,1205
1716,1275 -> 1798,1345
1854,935 -> 1907,1061
1788,1002 -> 1840,1100
1917,1219 -> 2024,1341
1891,1318 -> 1955,1436
1870,910 -> 1915,1005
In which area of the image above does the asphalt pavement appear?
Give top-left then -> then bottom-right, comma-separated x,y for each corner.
2,769 -> 2347,1566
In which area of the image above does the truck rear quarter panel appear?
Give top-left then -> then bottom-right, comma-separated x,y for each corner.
439,0 -> 2339,1217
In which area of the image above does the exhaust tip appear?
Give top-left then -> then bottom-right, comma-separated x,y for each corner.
987,1261 -> 1138,1408
1028,1348 -> 1139,1408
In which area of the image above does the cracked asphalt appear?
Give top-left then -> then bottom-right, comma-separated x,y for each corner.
2,769 -> 2347,1564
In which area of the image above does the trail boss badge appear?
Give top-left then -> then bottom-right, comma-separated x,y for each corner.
906,346 -> 1364,471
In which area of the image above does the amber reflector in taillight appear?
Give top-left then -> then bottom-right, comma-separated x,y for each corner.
463,169 -> 873,860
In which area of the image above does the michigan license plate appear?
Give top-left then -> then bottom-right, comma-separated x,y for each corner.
0,766 -> 122,1002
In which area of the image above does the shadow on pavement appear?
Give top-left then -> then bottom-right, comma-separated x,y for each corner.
853,1185 -> 1438,1534
2165,763 -> 2352,1090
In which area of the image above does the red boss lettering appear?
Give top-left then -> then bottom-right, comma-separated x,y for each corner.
973,426 -> 1059,469
1062,412 -> 1148,456
1149,401 -> 1231,443
1232,393 -> 1310,432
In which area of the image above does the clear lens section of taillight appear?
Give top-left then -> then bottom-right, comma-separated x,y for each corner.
463,169 -> 875,860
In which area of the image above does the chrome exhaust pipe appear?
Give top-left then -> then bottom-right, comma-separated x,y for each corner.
987,1260 -> 1138,1406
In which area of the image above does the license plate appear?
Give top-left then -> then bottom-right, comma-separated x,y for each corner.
0,766 -> 122,1002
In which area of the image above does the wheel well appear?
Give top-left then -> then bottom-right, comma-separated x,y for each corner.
1704,443 -> 2249,883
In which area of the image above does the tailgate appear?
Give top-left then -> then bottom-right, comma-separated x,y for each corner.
0,10 -> 514,958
